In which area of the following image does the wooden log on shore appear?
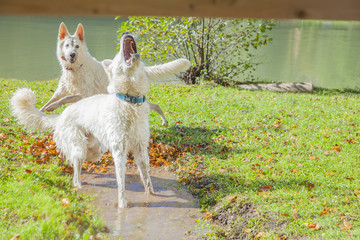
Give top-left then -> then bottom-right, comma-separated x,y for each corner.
236,82 -> 313,93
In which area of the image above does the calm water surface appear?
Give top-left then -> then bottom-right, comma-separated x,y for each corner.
0,17 -> 359,88
254,20 -> 360,89
0,16 -> 120,81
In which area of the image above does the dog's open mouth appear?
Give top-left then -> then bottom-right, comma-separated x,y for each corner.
123,35 -> 137,66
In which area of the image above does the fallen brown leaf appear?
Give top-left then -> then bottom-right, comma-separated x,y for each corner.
323,151 -> 331,156
320,207 -> 331,216
61,198 -> 70,207
304,222 -> 321,230
228,196 -> 237,202
243,228 -> 252,233
342,221 -> 352,230
255,232 -> 267,238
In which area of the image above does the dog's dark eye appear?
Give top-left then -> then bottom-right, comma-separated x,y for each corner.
75,45 -> 79,49
65,44 -> 69,48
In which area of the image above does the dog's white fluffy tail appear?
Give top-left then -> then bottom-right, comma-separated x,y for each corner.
145,58 -> 191,81
11,88 -> 57,131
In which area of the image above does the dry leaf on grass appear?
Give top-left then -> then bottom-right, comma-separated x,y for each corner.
61,198 -> 70,207
304,222 -> 320,230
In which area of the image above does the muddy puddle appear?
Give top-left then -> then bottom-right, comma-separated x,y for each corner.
80,166 -> 207,240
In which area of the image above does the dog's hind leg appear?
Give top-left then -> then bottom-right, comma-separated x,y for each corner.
73,157 -> 83,188
112,150 -> 128,208
85,135 -> 104,163
148,102 -> 168,127
56,128 -> 87,188
133,147 -> 154,195
71,146 -> 86,188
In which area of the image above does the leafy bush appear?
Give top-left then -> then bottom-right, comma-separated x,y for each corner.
118,17 -> 274,85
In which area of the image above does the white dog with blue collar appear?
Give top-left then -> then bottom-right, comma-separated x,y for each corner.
11,33 -> 190,208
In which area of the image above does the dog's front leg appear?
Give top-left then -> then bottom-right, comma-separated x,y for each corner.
113,151 -> 128,208
45,95 -> 83,111
40,87 -> 67,112
134,149 -> 154,195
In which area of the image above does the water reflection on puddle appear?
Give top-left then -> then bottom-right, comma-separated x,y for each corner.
81,167 -> 206,240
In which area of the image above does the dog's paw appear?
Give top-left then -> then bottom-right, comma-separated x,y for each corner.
73,181 -> 82,189
145,186 -> 155,195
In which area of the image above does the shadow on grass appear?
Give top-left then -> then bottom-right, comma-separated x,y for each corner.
184,171 -> 320,207
151,125 -> 258,159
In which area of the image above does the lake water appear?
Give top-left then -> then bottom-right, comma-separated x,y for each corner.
0,16 -> 120,81
0,16 -> 359,88
253,20 -> 360,89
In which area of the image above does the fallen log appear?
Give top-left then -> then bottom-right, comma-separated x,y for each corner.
236,82 -> 313,93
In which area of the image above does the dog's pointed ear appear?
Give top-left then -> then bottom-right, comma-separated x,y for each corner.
59,22 -> 69,40
102,59 -> 113,73
75,23 -> 85,41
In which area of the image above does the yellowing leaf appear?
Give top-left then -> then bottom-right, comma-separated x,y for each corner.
243,228 -> 252,233
255,232 -> 267,238
320,207 -> 331,216
61,198 -> 70,207
204,212 -> 212,219
342,221 -> 352,230
304,222 -> 320,230
258,185 -> 272,192
323,151 -> 331,156
228,196 -> 237,202
0,133 -> 8,140
332,146 -> 341,152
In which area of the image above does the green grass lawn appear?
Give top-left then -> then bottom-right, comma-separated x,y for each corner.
147,83 -> 360,239
1,78 -> 360,239
0,79 -> 106,240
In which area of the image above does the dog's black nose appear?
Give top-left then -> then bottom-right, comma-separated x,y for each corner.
122,32 -> 130,36
70,53 -> 76,58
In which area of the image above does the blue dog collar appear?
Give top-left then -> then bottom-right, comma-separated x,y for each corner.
116,93 -> 146,104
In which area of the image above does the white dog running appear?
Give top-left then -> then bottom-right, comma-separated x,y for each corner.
11,33 -> 190,208
41,22 -> 189,126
